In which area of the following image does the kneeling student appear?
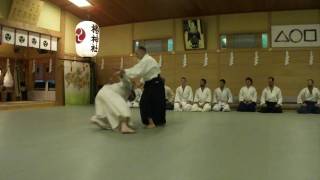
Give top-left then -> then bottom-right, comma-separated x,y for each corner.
192,78 -> 212,112
213,79 -> 233,112
297,79 -> 320,114
237,77 -> 257,112
259,77 -> 283,113
174,77 -> 193,111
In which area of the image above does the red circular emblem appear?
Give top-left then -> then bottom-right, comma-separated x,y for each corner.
75,28 -> 86,44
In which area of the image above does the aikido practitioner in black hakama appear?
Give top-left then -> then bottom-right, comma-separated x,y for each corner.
124,46 -> 166,129
297,79 -> 320,114
237,77 -> 257,112
259,77 -> 283,113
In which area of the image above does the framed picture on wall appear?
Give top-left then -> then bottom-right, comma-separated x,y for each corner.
183,19 -> 205,50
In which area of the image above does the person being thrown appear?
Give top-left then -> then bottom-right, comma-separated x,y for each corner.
90,71 -> 136,134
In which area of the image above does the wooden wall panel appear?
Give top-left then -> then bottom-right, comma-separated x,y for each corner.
97,49 -> 320,99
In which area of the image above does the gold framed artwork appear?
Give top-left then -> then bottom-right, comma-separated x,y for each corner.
8,0 -> 43,25
183,19 -> 205,50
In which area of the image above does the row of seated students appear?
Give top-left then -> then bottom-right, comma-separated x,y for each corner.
129,77 -> 320,114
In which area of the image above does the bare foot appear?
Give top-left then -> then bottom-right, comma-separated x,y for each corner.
120,126 -> 136,134
91,119 -> 109,130
146,123 -> 156,129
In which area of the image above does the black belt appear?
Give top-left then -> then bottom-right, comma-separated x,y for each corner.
144,75 -> 161,86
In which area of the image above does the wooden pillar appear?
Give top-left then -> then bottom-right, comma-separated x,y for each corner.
55,10 -> 66,105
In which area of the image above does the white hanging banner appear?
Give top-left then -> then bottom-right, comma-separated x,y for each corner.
101,58 -> 104,70
49,58 -> 53,73
254,51 -> 259,66
271,24 -> 320,47
40,34 -> 51,50
309,50 -> 314,66
28,32 -> 40,48
284,50 -> 290,66
120,56 -> 124,69
229,51 -> 234,66
32,59 -> 36,73
51,37 -> 58,51
203,52 -> 208,67
15,29 -> 28,47
2,27 -> 15,45
159,54 -> 163,67
182,54 -> 187,68
3,58 -> 14,88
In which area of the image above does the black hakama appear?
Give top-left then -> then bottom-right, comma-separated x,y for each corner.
139,75 -> 166,126
297,101 -> 320,114
237,102 -> 256,112
259,101 -> 283,113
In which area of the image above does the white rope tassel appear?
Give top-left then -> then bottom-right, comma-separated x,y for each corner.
101,58 -> 105,70
120,56 -> 124,69
284,50 -> 290,66
182,54 -> 187,68
254,51 -> 259,66
32,59 -> 36,73
309,50 -> 314,66
229,51 -> 234,66
203,52 -> 208,67
49,58 -> 53,73
159,54 -> 163,67
6,58 -> 10,69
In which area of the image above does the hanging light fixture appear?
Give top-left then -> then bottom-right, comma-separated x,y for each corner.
69,0 -> 92,7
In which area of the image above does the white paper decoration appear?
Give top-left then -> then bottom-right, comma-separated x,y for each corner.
3,58 -> 14,88
203,52 -> 208,67
254,51 -> 259,66
2,27 -> 15,45
229,51 -> 234,66
40,35 -> 51,50
284,50 -> 290,66
182,54 -> 187,68
15,29 -> 28,47
120,56 -> 124,69
75,21 -> 100,57
101,58 -> 104,70
32,59 -> 36,73
159,54 -> 163,67
28,32 -> 40,48
51,37 -> 58,51
49,58 -> 53,73
309,50 -> 314,66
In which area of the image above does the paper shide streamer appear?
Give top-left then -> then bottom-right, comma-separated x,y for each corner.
254,51 -> 259,66
284,50 -> 290,66
203,52 -> 208,67
229,51 -> 234,66
309,50 -> 314,66
159,54 -> 163,67
182,54 -> 187,68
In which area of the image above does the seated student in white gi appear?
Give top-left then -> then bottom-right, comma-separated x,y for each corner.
174,77 -> 193,111
213,79 -> 233,112
128,81 -> 143,108
163,78 -> 175,110
237,77 -> 257,112
259,76 -> 283,113
192,78 -> 212,112
297,79 -> 320,114
91,72 -> 136,134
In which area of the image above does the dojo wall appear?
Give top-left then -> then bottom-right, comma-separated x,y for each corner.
97,9 -> 320,98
